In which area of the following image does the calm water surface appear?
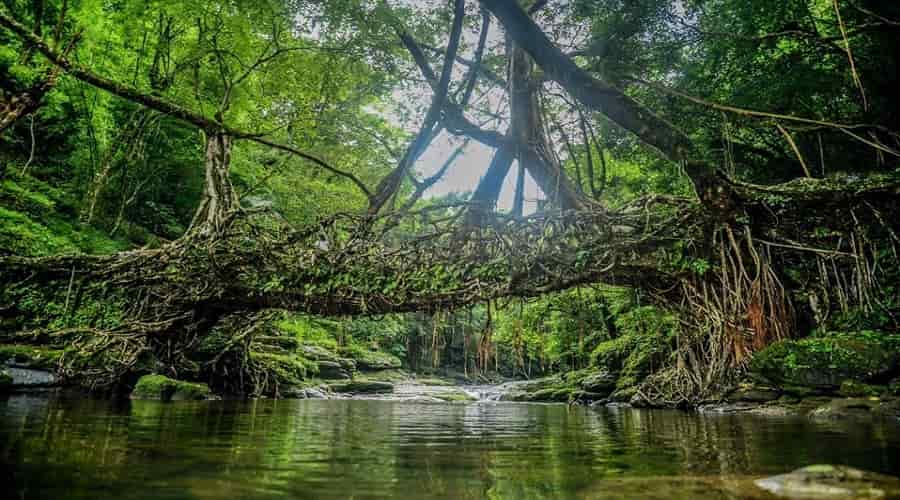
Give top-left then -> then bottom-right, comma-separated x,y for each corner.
2,394 -> 899,499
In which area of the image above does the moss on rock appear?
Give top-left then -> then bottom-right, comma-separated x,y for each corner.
417,377 -> 455,386
838,380 -> 883,397
751,331 -> 900,390
341,345 -> 402,371
328,379 -> 394,394
251,352 -> 317,386
131,374 -> 211,401
433,389 -> 477,402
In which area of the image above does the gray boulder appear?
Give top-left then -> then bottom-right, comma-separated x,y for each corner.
580,370 -> 617,394
5,366 -> 58,389
315,360 -> 351,380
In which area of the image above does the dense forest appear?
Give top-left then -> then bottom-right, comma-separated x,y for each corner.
1,0 -> 898,407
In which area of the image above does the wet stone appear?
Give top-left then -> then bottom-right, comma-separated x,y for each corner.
755,465 -> 900,499
5,367 -> 58,388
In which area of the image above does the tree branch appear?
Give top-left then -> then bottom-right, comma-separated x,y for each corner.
368,0 -> 467,214
399,29 -> 507,149
479,0 -> 699,171
0,10 -> 373,199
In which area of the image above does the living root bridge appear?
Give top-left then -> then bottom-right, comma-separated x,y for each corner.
1,175 -> 898,396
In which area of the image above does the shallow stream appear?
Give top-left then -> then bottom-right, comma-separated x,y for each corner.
2,391 -> 899,499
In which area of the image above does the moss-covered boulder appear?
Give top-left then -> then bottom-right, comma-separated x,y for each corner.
496,376 -> 582,402
250,352 -> 316,388
579,369 -> 618,395
751,332 -> 900,390
808,397 -> 900,420
131,374 -> 211,401
341,346 -> 402,371
328,379 -> 394,394
725,384 -> 781,403
315,360 -> 351,380
433,389 -> 477,402
838,380 -> 883,397
299,344 -> 356,371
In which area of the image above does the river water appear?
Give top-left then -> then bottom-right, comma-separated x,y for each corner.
2,392 -> 899,499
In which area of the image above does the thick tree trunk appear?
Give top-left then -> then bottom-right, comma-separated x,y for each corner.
468,140 -> 515,212
480,0 -> 724,204
368,0 -> 466,215
512,162 -> 525,217
187,132 -> 238,237
467,42 -> 586,221
508,45 -> 584,211
481,0 -> 693,161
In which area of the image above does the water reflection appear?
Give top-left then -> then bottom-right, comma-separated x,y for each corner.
1,394 -> 899,499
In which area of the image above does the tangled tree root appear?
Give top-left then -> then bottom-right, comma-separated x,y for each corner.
0,175 -> 897,398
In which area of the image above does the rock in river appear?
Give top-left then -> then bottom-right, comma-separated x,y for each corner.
580,370 -> 617,394
282,386 -> 330,399
755,465 -> 900,499
328,379 -> 394,394
131,374 -> 212,401
4,366 -> 58,389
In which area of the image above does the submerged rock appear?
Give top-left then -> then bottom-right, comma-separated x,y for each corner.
698,401 -> 762,414
755,465 -> 900,499
131,374 -> 212,401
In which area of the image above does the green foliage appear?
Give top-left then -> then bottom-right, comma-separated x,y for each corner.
494,288 -> 625,373
5,280 -> 127,333
0,173 -> 131,256
601,306 -> 678,389
2,0 -> 898,399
